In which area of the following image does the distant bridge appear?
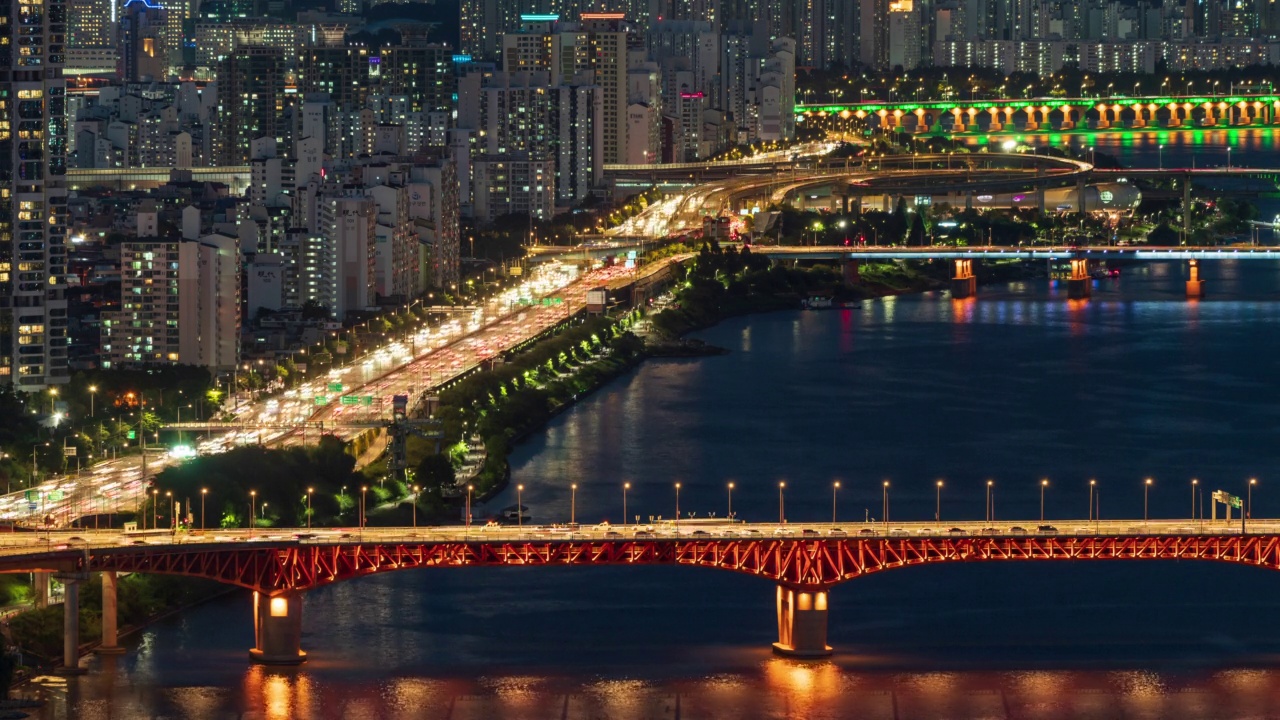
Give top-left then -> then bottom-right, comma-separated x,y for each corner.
797,93 -> 1280,133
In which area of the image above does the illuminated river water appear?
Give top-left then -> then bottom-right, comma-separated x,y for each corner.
30,136 -> 1280,719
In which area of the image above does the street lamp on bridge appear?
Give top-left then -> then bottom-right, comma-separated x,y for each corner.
882,481 -> 890,526
516,484 -> 524,529
200,488 -> 207,529
1040,479 -> 1049,522
727,482 -> 734,521
623,482 -> 630,526
306,488 -> 313,530
778,481 -> 786,523
1247,478 -> 1258,533
674,482 -> 682,534
360,486 -> 367,530
249,490 -> 257,534
935,480 -> 943,522
570,483 -> 577,525
1144,478 -> 1153,522
832,481 -> 840,524
986,480 -> 994,524
1190,478 -> 1199,521
1089,479 -> 1097,524
466,484 -> 474,533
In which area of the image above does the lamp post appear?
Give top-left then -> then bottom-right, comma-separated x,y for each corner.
1190,479 -> 1198,521
411,485 -> 419,528
249,490 -> 256,534
200,488 -> 207,529
1144,478 -> 1153,522
1159,144 -> 1164,170
882,481 -> 890,526
832,481 -> 840,524
622,482 -> 630,526
570,483 -> 577,525
517,484 -> 524,529
986,479 -> 994,524
1246,478 -> 1258,533
165,490 -> 173,529
1040,479 -> 1049,522
360,485 -> 367,529
778,481 -> 786,523
727,482 -> 734,521
674,482 -> 681,534
935,480 -> 943,522
466,484 -> 474,533
151,488 -> 158,529
1089,479 -> 1097,525
48,387 -> 58,415
89,385 -> 97,418
306,487 -> 313,529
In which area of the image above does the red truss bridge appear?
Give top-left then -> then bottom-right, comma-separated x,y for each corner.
4,519 -> 1272,665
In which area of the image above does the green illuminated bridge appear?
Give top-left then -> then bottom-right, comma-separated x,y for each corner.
797,94 -> 1280,133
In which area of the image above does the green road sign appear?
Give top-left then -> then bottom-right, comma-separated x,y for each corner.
341,396 -> 359,406
327,382 -> 344,392
362,395 -> 374,406
48,491 -> 63,501
127,430 -> 136,440
24,491 -> 37,502
1230,496 -> 1243,509
314,396 -> 327,406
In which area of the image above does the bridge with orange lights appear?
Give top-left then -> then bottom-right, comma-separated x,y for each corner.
7,518 -> 1276,666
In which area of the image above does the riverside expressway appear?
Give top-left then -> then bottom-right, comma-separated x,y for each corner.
3,261 -> 642,526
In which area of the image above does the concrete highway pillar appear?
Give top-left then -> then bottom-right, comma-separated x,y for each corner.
55,573 -> 87,674
33,571 -> 50,609
1067,259 -> 1091,299
250,591 -> 307,664
951,259 -> 977,298
97,571 -> 125,655
773,586 -> 832,658
841,260 -> 861,285
1186,259 -> 1205,299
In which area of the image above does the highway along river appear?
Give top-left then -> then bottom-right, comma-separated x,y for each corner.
30,259 -> 1280,718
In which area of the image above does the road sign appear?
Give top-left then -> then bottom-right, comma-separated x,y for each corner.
314,396 -> 328,406
1230,496 -> 1243,509
328,382 -> 344,393
362,395 -> 374,406
48,491 -> 63,501
127,430 -> 137,440
63,446 -> 76,457
341,396 -> 359,406
24,491 -> 37,502
26,503 -> 36,512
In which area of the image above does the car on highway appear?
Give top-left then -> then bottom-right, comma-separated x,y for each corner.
1036,525 -> 1058,535
1009,526 -> 1028,536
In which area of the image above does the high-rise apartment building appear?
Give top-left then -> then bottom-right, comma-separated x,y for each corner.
100,232 -> 240,372
2,0 -> 71,389
214,45 -> 290,165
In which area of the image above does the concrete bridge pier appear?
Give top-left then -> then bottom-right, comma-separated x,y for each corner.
33,571 -> 51,609
841,260 -> 861,285
951,259 -> 977,298
1186,259 -> 1205,299
96,571 -> 125,655
773,586 -> 832,658
55,573 -> 88,674
250,591 -> 307,664
1067,259 -> 1091,299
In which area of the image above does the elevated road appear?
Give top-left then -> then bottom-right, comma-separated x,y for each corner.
756,245 -> 1280,261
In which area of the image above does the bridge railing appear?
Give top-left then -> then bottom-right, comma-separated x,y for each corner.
0,518 -> 1267,552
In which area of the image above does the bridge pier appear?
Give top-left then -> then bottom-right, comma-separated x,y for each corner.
33,571 -> 51,609
97,571 -> 125,655
773,586 -> 832,658
250,591 -> 307,665
951,259 -> 977,298
1067,259 -> 1091,299
841,260 -> 861,285
1186,259 -> 1205,299
55,573 -> 87,674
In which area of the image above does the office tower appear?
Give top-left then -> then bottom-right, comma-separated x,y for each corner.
68,0 -> 115,47
214,45 -> 289,165
1,0 -> 71,389
119,0 -> 167,82
580,14 -> 630,166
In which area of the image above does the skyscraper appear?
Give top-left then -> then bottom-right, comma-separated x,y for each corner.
1,0 -> 71,389
214,45 -> 290,165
